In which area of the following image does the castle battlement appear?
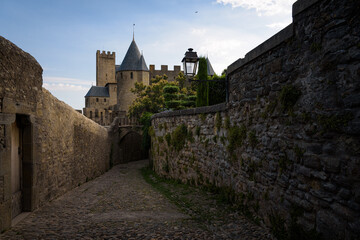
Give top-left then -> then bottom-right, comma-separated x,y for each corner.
149,64 -> 181,72
96,50 -> 115,59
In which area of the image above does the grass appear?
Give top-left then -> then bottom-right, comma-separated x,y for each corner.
141,166 -> 265,232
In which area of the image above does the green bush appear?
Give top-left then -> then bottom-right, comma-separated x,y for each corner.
163,85 -> 179,94
196,57 -> 209,107
163,93 -> 178,101
140,112 -> 153,156
227,124 -> 247,153
171,124 -> 188,151
279,85 -> 301,112
166,100 -> 181,109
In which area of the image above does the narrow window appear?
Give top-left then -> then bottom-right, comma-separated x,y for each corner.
96,98 -> 99,102
101,112 -> 103,120
104,98 -> 106,102
131,72 -> 133,79
90,111 -> 92,118
121,72 -> 123,79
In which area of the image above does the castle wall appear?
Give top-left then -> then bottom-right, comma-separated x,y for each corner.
0,36 -> 111,231
116,70 -> 149,112
96,50 -> 115,87
150,0 -> 360,239
107,83 -> 117,106
149,65 -> 182,82
83,107 -> 112,126
85,96 -> 110,109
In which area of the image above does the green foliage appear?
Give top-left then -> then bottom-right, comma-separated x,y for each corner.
129,73 -> 196,118
165,133 -> 171,146
176,71 -> 186,89
157,136 -> 164,143
128,75 -> 169,118
195,126 -> 201,136
210,70 -> 227,105
140,112 -> 153,155
171,123 -> 188,151
196,57 -> 209,107
294,145 -> 305,161
248,130 -> 258,148
215,112 -> 222,130
163,85 -> 180,94
279,85 -> 301,112
166,100 -> 182,109
208,74 -> 227,105
317,112 -> 353,132
187,129 -> 194,143
225,116 -> 231,129
270,212 -> 288,240
262,100 -> 278,118
278,153 -> 290,173
310,42 -> 322,52
227,124 -> 247,153
199,113 -> 206,122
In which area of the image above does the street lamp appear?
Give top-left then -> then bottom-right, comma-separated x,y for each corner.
181,48 -> 229,102
182,48 -> 199,77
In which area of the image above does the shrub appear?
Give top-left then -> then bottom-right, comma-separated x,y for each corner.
279,85 -> 301,112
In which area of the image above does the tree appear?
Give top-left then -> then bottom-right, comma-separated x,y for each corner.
128,75 -> 169,119
196,57 -> 209,107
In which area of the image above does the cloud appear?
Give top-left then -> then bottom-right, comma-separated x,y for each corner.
216,0 -> 296,16
43,83 -> 89,92
266,21 -> 290,29
43,76 -> 91,86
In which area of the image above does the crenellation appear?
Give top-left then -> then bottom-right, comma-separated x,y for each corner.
149,64 -> 182,81
97,50 -> 115,59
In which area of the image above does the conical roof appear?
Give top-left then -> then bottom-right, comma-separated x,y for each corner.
118,40 -> 148,71
206,57 -> 215,76
137,54 -> 148,71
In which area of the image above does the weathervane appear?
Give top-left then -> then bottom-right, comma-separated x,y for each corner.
133,24 -> 135,40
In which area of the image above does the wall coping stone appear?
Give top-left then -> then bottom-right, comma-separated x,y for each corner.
227,0 -> 320,75
152,103 -> 227,119
293,0 -> 320,17
227,24 -> 293,75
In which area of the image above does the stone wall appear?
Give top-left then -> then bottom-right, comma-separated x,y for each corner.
149,65 -> 182,82
151,0 -> 360,239
0,36 -> 111,231
35,89 -> 110,206
96,50 -> 115,87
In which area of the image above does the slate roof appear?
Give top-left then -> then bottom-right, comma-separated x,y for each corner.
118,40 -> 149,71
85,86 -> 109,97
206,57 -> 215,76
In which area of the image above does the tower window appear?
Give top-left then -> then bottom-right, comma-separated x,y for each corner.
90,111 -> 93,118
121,73 -> 123,79
131,72 -> 133,79
104,98 -> 106,102
96,98 -> 99,102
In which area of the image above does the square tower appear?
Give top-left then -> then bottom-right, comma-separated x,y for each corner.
96,50 -> 116,87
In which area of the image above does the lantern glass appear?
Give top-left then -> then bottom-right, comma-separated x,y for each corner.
182,48 -> 199,77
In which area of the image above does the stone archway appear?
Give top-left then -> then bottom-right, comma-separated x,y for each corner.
118,131 -> 144,163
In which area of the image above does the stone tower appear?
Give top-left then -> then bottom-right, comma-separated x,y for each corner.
116,39 -> 149,112
96,50 -> 116,87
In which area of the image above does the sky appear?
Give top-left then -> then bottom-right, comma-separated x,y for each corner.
0,0 -> 296,110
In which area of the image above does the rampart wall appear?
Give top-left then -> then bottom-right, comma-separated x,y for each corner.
151,0 -> 360,239
149,65 -> 182,81
0,36 -> 111,231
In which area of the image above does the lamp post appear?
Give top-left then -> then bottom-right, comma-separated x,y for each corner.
181,48 -> 229,103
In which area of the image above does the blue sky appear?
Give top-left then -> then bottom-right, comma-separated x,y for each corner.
0,0 -> 296,110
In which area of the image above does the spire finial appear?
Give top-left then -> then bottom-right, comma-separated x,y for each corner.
133,24 -> 135,41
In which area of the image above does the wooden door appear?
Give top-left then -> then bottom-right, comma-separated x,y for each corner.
11,121 -> 22,218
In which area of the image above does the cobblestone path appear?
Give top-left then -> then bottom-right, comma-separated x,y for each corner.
1,160 -> 274,239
